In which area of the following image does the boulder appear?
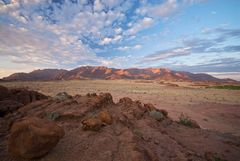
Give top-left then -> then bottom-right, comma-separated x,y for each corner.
11,89 -> 31,105
10,88 -> 48,105
97,93 -> 114,106
97,110 -> 112,125
82,118 -> 103,131
0,100 -> 23,117
159,109 -> 168,117
86,93 -> 97,97
144,103 -> 156,111
0,85 -> 11,100
8,117 -> 64,159
118,97 -> 133,106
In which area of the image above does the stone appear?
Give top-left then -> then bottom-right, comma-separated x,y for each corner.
144,103 -> 156,111
159,109 -> 168,117
97,110 -> 112,125
8,117 -> 64,159
119,97 -> 133,106
0,100 -> 23,117
82,117 -> 103,131
0,85 -> 11,100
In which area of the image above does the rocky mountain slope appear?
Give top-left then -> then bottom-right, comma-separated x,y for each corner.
0,86 -> 239,161
3,69 -> 67,81
3,66 -> 235,82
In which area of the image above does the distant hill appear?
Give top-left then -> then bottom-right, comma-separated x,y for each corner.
3,69 -> 67,81
2,66 -> 236,82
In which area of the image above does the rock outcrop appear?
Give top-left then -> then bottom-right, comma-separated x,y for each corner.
0,85 -> 48,117
8,117 -> 64,159
0,92 -> 239,161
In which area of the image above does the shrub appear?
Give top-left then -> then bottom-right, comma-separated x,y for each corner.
149,110 -> 164,121
205,152 -> 227,161
133,129 -> 143,138
207,85 -> 240,90
212,155 -> 227,161
54,92 -> 72,101
46,112 -> 60,121
178,113 -> 200,128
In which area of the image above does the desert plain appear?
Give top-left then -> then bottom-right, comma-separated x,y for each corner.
1,80 -> 239,136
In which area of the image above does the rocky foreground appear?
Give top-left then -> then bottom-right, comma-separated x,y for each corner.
0,86 -> 240,161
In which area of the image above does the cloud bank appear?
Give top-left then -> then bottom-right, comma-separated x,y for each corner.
0,0 -> 239,79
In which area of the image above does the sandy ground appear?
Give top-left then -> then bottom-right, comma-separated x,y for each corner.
1,80 -> 240,136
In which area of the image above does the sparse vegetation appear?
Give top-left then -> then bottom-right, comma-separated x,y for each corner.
133,129 -> 143,138
207,85 -> 240,90
178,113 -> 200,128
46,112 -> 60,121
149,110 -> 164,121
205,152 -> 228,161
54,92 -> 72,101
212,155 -> 227,161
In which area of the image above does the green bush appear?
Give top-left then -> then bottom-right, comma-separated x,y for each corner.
149,110 -> 164,121
133,129 -> 143,138
178,113 -> 200,128
212,155 -> 227,161
46,112 -> 60,121
207,85 -> 240,90
54,92 -> 72,101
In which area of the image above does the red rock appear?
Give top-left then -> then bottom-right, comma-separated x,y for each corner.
98,93 -> 114,105
0,85 -> 11,100
119,97 -> 133,106
159,109 -> 168,117
97,110 -> 112,125
0,100 -> 23,117
82,118 -> 103,131
8,117 -> 64,159
144,103 -> 156,111
10,88 -> 48,105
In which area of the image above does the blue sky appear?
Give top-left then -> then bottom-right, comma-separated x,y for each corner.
0,0 -> 240,79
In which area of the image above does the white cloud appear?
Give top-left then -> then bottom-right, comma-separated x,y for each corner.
100,55 -> 136,68
0,0 -> 207,75
117,46 -> 130,51
136,0 -> 178,18
94,0 -> 104,12
133,44 -> 142,49
0,0 -> 132,69
0,24 -> 97,66
100,37 -> 112,45
142,47 -> 192,62
101,0 -> 125,9
117,44 -> 142,51
99,35 -> 122,45
127,17 -> 154,35
115,27 -> 122,34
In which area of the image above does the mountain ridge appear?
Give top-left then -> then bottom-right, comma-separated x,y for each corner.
2,66 -> 237,82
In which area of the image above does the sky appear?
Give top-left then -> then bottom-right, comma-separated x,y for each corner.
0,0 -> 240,80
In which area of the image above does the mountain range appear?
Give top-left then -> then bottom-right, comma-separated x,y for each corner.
2,66 -> 236,82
